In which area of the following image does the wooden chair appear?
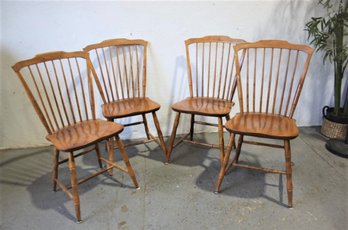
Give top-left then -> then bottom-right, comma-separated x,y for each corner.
166,36 -> 246,163
12,51 -> 139,222
215,40 -> 314,207
83,39 -> 167,160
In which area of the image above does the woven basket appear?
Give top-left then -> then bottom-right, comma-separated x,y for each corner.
321,117 -> 348,140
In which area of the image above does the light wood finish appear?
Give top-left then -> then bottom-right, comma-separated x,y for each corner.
84,39 -> 167,159
215,40 -> 314,208
167,36 -> 246,163
12,51 -> 139,222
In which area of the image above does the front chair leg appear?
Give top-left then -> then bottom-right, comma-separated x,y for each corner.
152,111 -> 167,159
115,134 -> 139,189
284,139 -> 293,208
215,133 -> 235,193
166,112 -> 181,163
68,152 -> 81,222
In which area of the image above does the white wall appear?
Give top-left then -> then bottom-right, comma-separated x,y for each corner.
0,0 -> 334,148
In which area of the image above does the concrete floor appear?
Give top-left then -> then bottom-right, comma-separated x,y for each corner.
0,127 -> 347,230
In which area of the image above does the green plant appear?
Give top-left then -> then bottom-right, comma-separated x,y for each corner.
305,0 -> 348,117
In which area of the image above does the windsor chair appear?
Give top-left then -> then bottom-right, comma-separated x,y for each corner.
12,51 -> 139,222
215,40 -> 314,208
166,36 -> 246,163
84,39 -> 167,160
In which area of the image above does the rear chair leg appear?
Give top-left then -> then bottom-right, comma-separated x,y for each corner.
215,133 -> 235,193
190,114 -> 195,141
235,135 -> 244,163
115,134 -> 139,189
52,148 -> 60,191
166,112 -> 181,163
142,114 -> 151,140
152,111 -> 167,159
95,143 -> 103,169
218,117 -> 225,164
107,137 -> 115,175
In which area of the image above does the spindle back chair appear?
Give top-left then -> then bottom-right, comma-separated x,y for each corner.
84,39 -> 167,159
215,40 -> 314,208
12,51 -> 139,222
166,36 -> 246,163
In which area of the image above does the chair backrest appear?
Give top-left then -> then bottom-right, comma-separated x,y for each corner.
234,40 -> 314,118
84,39 -> 148,104
12,51 -> 96,135
185,36 -> 246,102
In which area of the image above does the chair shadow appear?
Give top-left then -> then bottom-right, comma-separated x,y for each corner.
0,145 -> 140,222
197,153 -> 288,208
164,133 -> 288,207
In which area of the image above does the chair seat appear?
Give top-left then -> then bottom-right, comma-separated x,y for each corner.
46,119 -> 124,151
225,113 -> 299,139
102,97 -> 160,119
171,97 -> 233,116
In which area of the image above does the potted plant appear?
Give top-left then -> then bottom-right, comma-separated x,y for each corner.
305,0 -> 348,157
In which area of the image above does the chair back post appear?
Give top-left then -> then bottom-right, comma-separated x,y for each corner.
84,38 -> 149,102
142,41 -> 148,98
12,51 -> 96,134
184,35 -> 246,101
233,40 -> 314,117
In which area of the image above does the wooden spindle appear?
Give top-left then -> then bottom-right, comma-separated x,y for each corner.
272,48 -> 283,114
102,48 -> 115,102
95,49 -> 110,103
60,59 -> 76,124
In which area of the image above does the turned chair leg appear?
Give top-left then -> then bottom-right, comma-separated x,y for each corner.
68,152 -> 81,222
217,117 -> 225,164
115,134 -> 139,188
235,135 -> 244,163
52,148 -> 60,191
152,111 -> 167,158
95,143 -> 103,169
189,114 -> 195,141
107,137 -> 115,175
166,112 -> 181,163
284,139 -> 293,208
215,133 -> 235,193
142,114 -> 151,140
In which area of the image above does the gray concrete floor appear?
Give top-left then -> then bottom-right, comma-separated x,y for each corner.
0,127 -> 347,230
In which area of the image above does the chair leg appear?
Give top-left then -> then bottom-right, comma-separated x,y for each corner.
115,134 -> 139,188
215,133 -> 235,193
166,112 -> 181,163
52,148 -> 59,191
68,152 -> 81,222
95,143 -> 103,169
235,135 -> 244,163
107,137 -> 115,175
142,114 -> 151,140
218,117 -> 225,164
152,111 -> 167,158
190,114 -> 195,141
284,140 -> 293,208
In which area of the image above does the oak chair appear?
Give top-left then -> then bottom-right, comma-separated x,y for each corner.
12,51 -> 139,222
166,36 -> 246,163
215,40 -> 314,207
83,39 -> 167,160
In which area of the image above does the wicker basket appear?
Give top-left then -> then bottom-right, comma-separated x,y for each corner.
321,117 -> 348,140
